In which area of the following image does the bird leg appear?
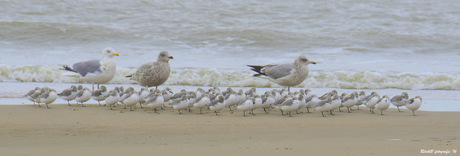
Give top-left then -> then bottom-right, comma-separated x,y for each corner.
329,110 -> 334,115
397,106 -> 401,112
321,111 -> 325,117
347,107 -> 351,113
412,110 -> 416,116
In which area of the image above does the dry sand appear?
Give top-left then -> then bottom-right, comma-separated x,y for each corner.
0,104 -> 459,156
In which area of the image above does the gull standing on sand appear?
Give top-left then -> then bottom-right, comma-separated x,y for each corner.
391,92 -> 409,112
63,48 -> 119,89
406,96 -> 422,116
127,51 -> 173,90
248,56 -> 316,92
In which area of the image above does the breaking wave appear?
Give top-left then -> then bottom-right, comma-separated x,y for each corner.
1,65 -> 460,90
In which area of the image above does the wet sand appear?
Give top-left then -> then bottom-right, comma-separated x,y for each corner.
0,104 -> 459,156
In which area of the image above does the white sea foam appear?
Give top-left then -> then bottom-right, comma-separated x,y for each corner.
2,65 -> 460,90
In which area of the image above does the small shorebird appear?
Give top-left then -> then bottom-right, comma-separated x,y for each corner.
237,97 -> 254,117
58,85 -> 78,106
105,90 -> 120,110
39,88 -> 58,109
75,87 -> 92,107
145,91 -> 164,113
375,95 -> 391,115
391,92 -> 409,112
364,92 -> 380,114
209,95 -> 225,115
92,85 -> 108,106
406,96 -> 422,116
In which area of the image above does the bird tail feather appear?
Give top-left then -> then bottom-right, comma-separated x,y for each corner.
247,65 -> 266,77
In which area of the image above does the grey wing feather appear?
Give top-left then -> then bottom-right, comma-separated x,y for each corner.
281,99 -> 293,106
390,95 -> 402,102
263,63 -> 294,80
72,60 -> 102,76
59,89 -> 72,96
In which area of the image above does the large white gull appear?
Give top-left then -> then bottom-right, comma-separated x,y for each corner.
248,56 -> 316,92
63,48 -> 119,89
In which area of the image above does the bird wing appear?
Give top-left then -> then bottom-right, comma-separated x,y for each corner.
263,63 -> 294,80
72,59 -> 102,76
281,99 -> 294,106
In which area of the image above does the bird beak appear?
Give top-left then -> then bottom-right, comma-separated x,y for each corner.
310,61 -> 317,64
169,56 -> 174,59
113,53 -> 120,56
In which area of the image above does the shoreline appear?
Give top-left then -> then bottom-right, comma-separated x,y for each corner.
1,104 -> 459,155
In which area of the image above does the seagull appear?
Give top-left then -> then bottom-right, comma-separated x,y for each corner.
406,96 -> 422,116
39,88 -> 58,109
375,95 -> 391,115
75,87 -> 92,107
127,51 -> 173,90
62,48 -> 119,89
105,90 -> 120,110
248,56 -> 316,92
391,92 -> 409,112
92,85 -> 108,106
58,85 -> 78,106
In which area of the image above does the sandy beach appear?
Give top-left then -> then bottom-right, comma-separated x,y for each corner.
0,104 -> 458,156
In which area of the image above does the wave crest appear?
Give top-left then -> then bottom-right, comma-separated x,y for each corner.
1,65 -> 459,90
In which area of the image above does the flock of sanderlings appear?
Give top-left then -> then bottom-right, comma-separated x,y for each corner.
24,85 -> 423,117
